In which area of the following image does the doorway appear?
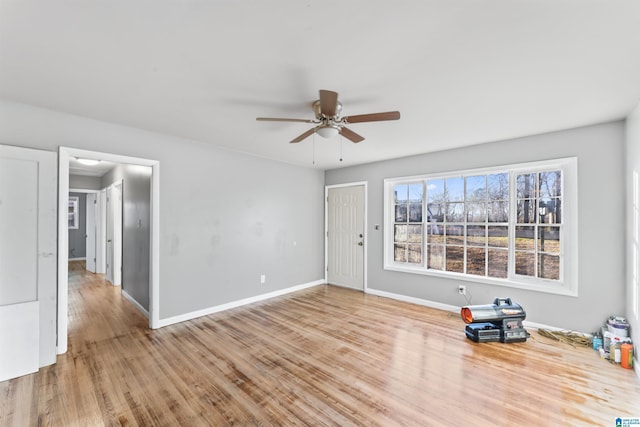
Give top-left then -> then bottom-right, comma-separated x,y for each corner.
325,182 -> 367,291
57,147 -> 160,355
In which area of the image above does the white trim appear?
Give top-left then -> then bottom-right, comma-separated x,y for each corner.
122,290 -> 149,319
68,257 -> 86,261
365,288 -> 460,313
158,279 -> 324,328
69,188 -> 100,194
324,181 -> 368,292
57,147 -> 160,355
57,150 -> 70,354
520,320 -> 589,335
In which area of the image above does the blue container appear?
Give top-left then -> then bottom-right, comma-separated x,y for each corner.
592,336 -> 603,350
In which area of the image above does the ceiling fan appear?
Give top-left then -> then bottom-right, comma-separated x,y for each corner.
256,90 -> 400,143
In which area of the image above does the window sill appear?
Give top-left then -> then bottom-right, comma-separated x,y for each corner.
383,263 -> 578,297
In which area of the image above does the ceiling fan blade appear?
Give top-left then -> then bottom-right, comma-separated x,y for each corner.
319,90 -> 338,117
339,127 -> 365,143
256,117 -> 316,123
290,127 -> 317,143
344,111 -> 401,123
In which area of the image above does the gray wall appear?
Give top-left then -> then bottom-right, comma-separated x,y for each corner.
102,165 -> 151,312
70,174 -> 101,190
326,121 -> 625,333
625,103 -> 640,357
68,192 -> 86,259
0,99 -> 325,321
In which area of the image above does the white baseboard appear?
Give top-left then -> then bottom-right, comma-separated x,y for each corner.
68,257 -> 86,261
365,288 -> 460,313
364,288 -> 580,334
157,279 -> 325,328
122,289 -> 149,319
521,320 -> 590,334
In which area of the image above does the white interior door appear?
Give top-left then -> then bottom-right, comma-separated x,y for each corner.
106,181 -> 122,286
112,182 -> 122,286
96,189 -> 106,274
327,185 -> 365,290
85,193 -> 97,273
0,145 -> 57,381
106,186 -> 114,283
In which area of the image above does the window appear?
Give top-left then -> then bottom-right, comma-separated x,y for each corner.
68,196 -> 79,230
384,158 -> 577,295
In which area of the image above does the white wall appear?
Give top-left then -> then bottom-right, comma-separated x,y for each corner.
326,121 -> 625,332
0,99 -> 325,321
626,103 -> 640,363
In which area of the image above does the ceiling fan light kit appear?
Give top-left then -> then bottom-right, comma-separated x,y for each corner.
316,124 -> 340,138
256,90 -> 400,144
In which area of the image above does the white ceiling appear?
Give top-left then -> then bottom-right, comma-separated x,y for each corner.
1,1 -> 640,170
69,157 -> 116,177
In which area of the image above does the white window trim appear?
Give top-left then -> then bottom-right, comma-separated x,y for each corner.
383,157 -> 578,296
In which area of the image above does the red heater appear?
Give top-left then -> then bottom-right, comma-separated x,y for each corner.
461,298 -> 529,343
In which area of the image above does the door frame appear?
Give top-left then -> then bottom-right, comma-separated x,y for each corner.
69,189 -> 101,272
58,147 -> 160,354
324,181 -> 368,292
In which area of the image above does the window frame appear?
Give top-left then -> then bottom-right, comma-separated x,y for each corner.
383,157 -> 578,296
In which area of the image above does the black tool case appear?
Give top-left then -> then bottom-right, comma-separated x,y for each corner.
465,322 -> 501,342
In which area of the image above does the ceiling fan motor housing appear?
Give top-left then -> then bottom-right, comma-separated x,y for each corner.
313,100 -> 342,119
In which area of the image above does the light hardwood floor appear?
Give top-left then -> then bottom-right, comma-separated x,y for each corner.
1,261 -> 639,426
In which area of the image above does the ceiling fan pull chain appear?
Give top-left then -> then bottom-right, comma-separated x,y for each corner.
339,135 -> 343,162
312,133 -> 316,165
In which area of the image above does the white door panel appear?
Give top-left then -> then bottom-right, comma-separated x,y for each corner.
106,181 -> 122,286
0,302 -> 39,381
0,144 -> 57,381
106,186 -> 113,283
85,193 -> 97,273
0,157 -> 38,305
96,189 -> 106,274
327,185 -> 365,290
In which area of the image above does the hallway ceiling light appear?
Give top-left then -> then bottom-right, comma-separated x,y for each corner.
76,158 -> 100,166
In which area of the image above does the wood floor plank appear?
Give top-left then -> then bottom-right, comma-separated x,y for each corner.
1,260 -> 639,426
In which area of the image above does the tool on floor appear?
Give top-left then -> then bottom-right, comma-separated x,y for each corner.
461,297 -> 530,343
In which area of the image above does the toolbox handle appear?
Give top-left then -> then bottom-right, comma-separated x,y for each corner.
493,297 -> 512,306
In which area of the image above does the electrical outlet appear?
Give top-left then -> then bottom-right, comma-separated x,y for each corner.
458,285 -> 466,295
260,275 -> 266,284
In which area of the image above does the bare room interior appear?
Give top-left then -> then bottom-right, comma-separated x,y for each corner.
1,1 -> 640,425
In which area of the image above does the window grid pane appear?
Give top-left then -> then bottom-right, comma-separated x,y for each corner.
394,183 -> 423,264
514,170 -> 562,280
